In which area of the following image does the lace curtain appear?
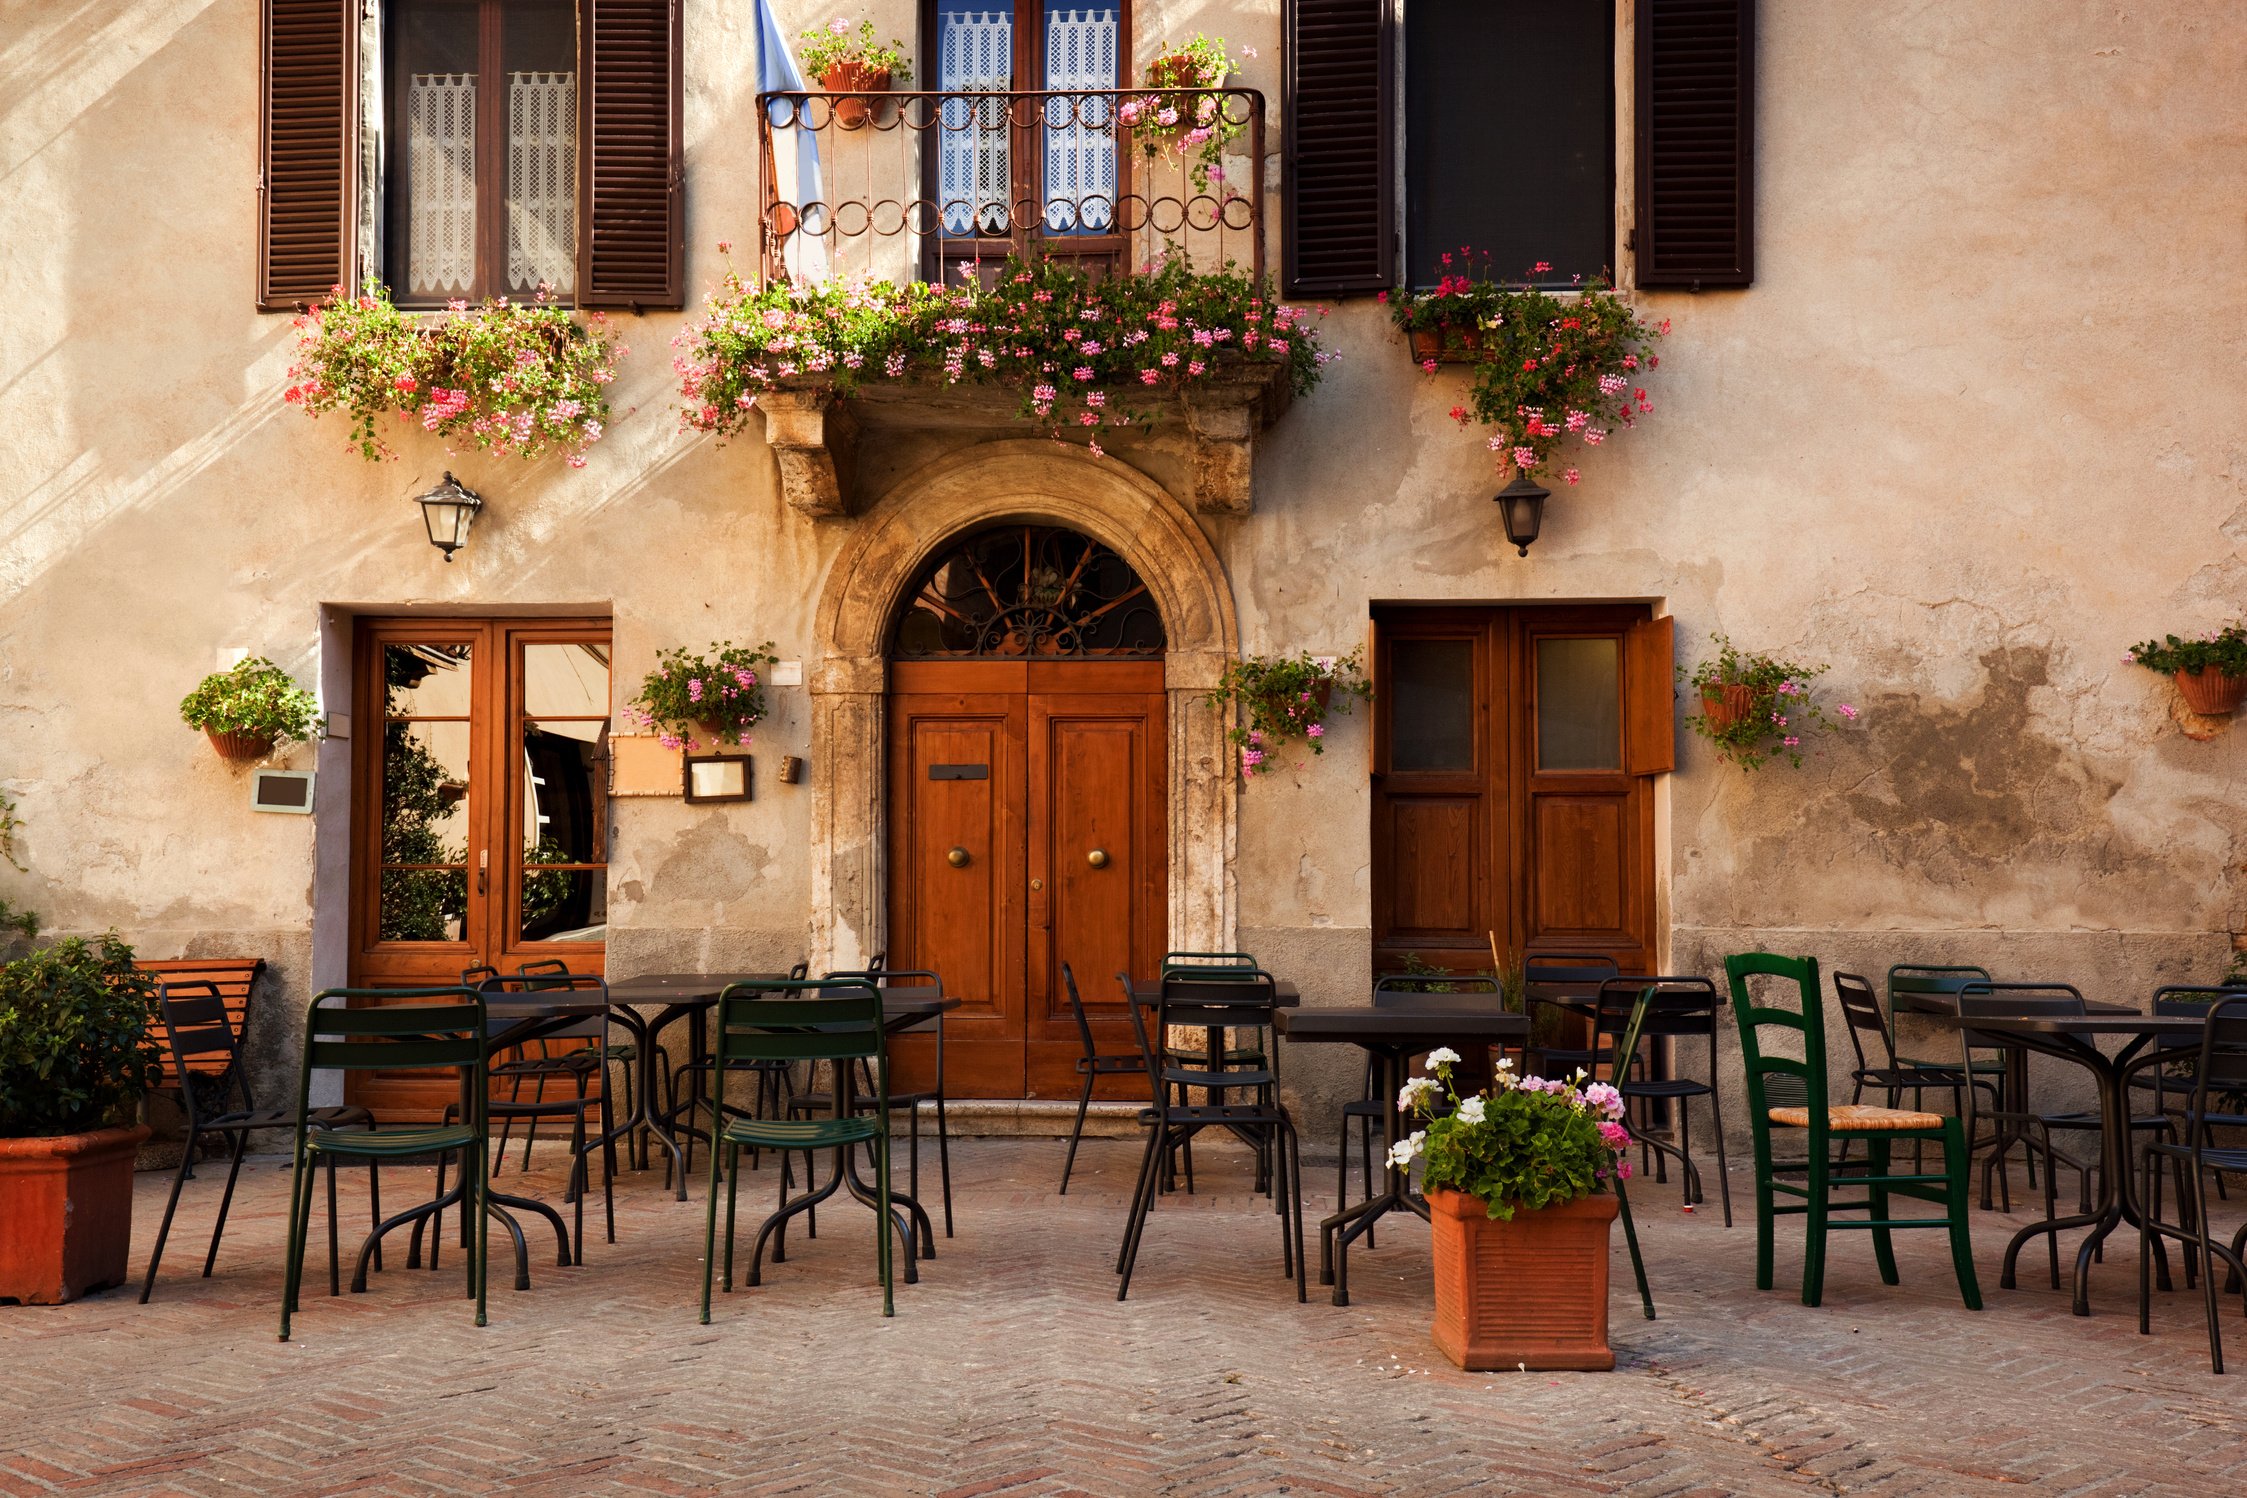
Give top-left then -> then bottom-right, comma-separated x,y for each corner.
406,70 -> 577,295
407,72 -> 478,295
507,72 -> 576,294
938,11 -> 1013,236
1043,8 -> 1117,233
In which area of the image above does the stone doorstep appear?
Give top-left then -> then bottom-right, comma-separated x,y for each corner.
922,1099 -> 1143,1139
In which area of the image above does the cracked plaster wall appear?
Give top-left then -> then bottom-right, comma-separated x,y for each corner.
2,2 -> 2245,1131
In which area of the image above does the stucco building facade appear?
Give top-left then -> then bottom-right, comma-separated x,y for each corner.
2,0 -> 2243,1126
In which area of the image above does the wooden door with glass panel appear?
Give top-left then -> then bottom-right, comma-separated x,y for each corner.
1372,605 -> 1669,977
348,618 -> 611,1116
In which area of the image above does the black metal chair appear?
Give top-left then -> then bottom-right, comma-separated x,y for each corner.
1833,970 -> 1997,1175
1888,963 -> 2025,1204
1523,952 -> 1621,1075
1591,975 -> 1734,1227
1958,982 -> 2173,1287
139,981 -> 377,1304
1055,964 -> 1147,1194
1115,969 -> 1305,1303
1335,973 -> 1504,1237
2133,985 -> 2247,1202
2138,994 -> 2247,1373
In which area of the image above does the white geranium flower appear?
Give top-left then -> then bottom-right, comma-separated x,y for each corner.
1455,1095 -> 1487,1125
1425,1046 -> 1462,1067
1386,1130 -> 1426,1169
1397,1076 -> 1438,1111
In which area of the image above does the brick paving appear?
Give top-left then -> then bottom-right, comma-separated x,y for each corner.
6,1136 -> 2245,1496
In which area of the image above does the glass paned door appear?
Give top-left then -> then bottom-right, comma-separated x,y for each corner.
515,640 -> 610,945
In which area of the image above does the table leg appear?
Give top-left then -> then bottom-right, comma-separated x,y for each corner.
829,1052 -> 938,1259
1315,1046 -> 1428,1307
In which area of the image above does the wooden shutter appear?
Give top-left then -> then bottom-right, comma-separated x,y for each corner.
257,0 -> 355,312
1283,0 -> 1394,297
1634,0 -> 1754,290
1623,614 -> 1677,775
578,0 -> 684,310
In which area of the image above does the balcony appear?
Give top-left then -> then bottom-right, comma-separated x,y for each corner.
753,86 -> 1267,287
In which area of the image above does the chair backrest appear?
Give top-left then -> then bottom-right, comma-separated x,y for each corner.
1724,952 -> 1827,1128
1157,969 -> 1279,1031
1161,951 -> 1258,979
1524,953 -> 1620,988
2185,996 -> 2247,1110
136,957 -> 263,1086
1593,975 -> 1718,1039
788,960 -> 810,981
1610,984 -> 1664,1095
515,958 -> 572,982
1832,970 -> 1894,1073
155,981 -> 251,1120
711,977 -> 885,1068
295,987 -> 487,1121
475,970 -> 611,1038
1956,981 -> 2084,1057
461,964 -> 502,987
2152,985 -> 2247,1054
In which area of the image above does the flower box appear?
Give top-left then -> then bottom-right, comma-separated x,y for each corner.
1427,1187 -> 1619,1372
1407,325 -> 1482,364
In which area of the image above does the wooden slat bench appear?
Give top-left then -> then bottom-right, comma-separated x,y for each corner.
135,957 -> 265,1083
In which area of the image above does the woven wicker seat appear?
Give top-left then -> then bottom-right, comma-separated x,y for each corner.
1769,1103 -> 1945,1131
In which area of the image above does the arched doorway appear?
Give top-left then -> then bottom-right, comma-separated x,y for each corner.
888,525 -> 1166,1096
808,440 -> 1240,1099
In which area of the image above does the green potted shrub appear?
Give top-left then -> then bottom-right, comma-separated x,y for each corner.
179,657 -> 323,762
799,18 -> 913,128
628,641 -> 779,752
1391,1050 -> 1633,1370
1206,649 -> 1370,778
0,933 -> 161,1303
1681,634 -> 1856,771
2127,624 -> 2247,717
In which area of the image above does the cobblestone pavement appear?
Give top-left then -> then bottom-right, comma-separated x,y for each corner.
6,1136 -> 2244,1496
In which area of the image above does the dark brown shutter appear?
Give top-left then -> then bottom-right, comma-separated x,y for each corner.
1283,0 -> 1394,297
257,0 -> 355,313
578,0 -> 685,310
1635,0 -> 1754,290
1623,614 -> 1677,775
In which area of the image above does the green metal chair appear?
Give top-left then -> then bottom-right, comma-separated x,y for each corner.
700,978 -> 896,1320
281,987 -> 490,1342
1607,984 -> 1664,1321
1726,953 -> 1981,1310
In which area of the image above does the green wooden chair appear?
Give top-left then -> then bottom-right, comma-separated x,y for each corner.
1726,953 -> 1981,1310
700,977 -> 896,1320
281,986 -> 490,1342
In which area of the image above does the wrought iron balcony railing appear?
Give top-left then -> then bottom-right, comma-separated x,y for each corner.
754,87 -> 1266,287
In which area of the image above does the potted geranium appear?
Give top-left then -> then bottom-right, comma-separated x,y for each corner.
628,641 -> 778,752
1681,635 -> 1855,771
179,657 -> 323,762
1120,33 -> 1251,191
0,933 -> 161,1303
2128,624 -> 2247,716
1383,247 -> 1509,363
1206,649 -> 1370,777
1391,1049 -> 1631,1371
800,17 -> 913,128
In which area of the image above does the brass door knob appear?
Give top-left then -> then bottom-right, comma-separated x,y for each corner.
946,846 -> 971,868
1086,848 -> 1109,869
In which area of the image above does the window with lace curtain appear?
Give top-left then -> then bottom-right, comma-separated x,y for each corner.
384,0 -> 578,304
926,0 -> 1126,246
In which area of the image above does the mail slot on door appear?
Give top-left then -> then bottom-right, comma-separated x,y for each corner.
929,764 -> 990,780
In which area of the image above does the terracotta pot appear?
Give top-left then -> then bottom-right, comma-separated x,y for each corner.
691,719 -> 738,748
204,727 -> 276,761
820,62 -> 891,128
1699,683 -> 1757,733
1426,1186 -> 1619,1372
1406,324 -> 1480,365
2174,668 -> 2246,716
0,1125 -> 149,1304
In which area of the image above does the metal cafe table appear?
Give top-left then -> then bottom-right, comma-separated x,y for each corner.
1273,997 -> 1530,1306
1930,1006 -> 2205,1316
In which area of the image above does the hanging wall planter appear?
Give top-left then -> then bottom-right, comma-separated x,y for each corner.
2127,625 -> 2247,727
800,19 -> 912,129
628,641 -> 779,753
1205,650 -> 1370,778
179,658 -> 323,764
1681,635 -> 1856,771
2175,668 -> 2247,716
1698,682 -> 1757,733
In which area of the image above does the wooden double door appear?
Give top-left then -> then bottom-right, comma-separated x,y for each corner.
1371,605 -> 1673,976
886,660 -> 1166,1099
346,617 -> 612,1116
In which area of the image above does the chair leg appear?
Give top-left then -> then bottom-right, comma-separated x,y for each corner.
138,1143 -> 196,1303
1708,1083 -> 1735,1229
278,1145 -> 318,1340
1868,1137 -> 1900,1286
1060,1072 -> 1095,1195
877,1126 -> 895,1318
1615,1172 -> 1656,1319
1942,1119 -> 1982,1311
1116,1121 -> 1163,1276
1287,1123 -> 1308,1304
1801,1145 -> 1829,1308
203,1128 -> 253,1278
368,1160 -> 382,1274
1361,1114 -> 1377,1251
699,1121 -> 725,1324
2139,1147 -> 2157,1336
325,1155 -> 342,1297
933,1096 -> 954,1239
2194,1164 -> 2225,1374
721,1142 -> 742,1293
1116,1126 -> 1167,1299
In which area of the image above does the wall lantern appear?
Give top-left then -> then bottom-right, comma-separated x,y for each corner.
414,472 -> 484,562
1494,473 -> 1552,557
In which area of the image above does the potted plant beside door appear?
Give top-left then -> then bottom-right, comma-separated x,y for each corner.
628,640 -> 779,753
1680,634 -> 1854,771
1390,1050 -> 1633,1371
1205,649 -> 1370,778
0,933 -> 162,1303
799,18 -> 913,128
179,656 -> 324,763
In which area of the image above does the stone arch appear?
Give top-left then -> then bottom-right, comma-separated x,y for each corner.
808,440 -> 1238,972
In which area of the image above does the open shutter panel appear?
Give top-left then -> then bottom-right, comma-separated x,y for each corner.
257,0 -> 355,312
578,0 -> 684,310
1623,615 -> 1677,775
1634,0 -> 1754,290
1282,0 -> 1394,297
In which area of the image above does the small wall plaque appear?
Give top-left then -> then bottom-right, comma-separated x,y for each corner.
929,763 -> 989,781
684,754 -> 752,803
778,755 -> 804,784
251,769 -> 315,814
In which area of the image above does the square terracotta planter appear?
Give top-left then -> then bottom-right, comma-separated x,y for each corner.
1426,1186 -> 1619,1371
0,1125 -> 148,1304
